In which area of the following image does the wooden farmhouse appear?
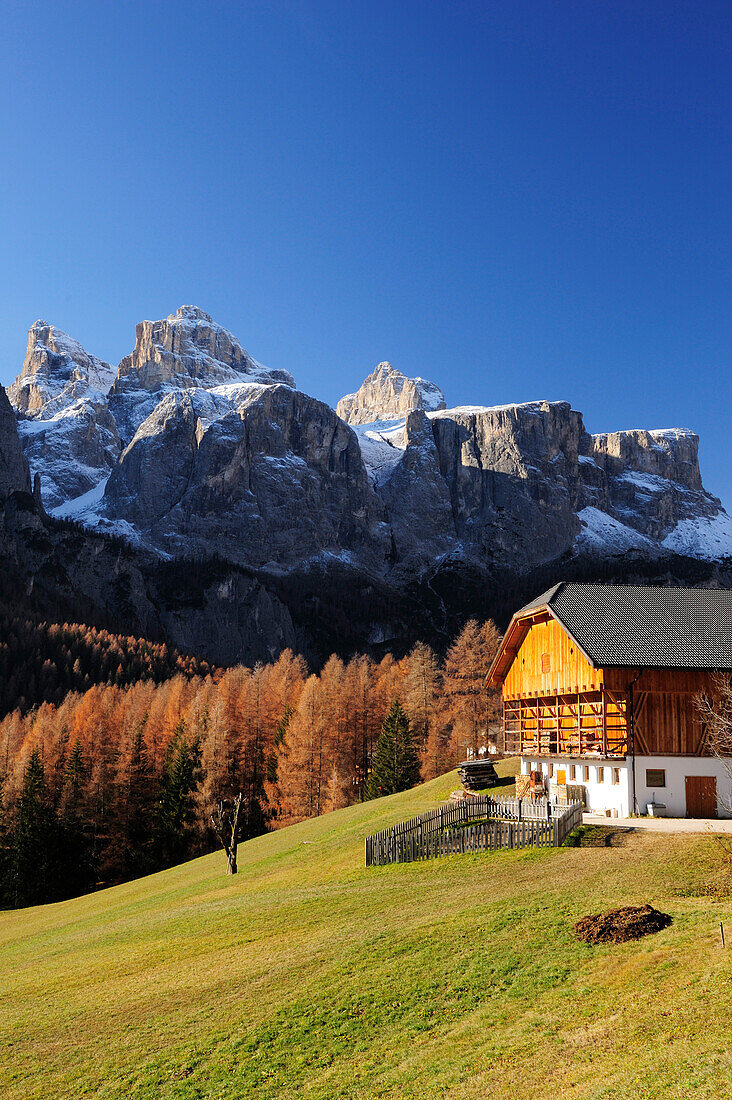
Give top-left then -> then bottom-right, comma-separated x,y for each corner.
487,583 -> 732,818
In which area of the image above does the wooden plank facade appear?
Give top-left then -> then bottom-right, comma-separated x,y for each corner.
494,608 -> 711,759
502,616 -> 602,697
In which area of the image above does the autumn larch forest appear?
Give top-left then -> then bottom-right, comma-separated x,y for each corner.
0,619 -> 501,907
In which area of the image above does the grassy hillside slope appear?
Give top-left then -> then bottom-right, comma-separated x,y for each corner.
2,759 -> 732,1100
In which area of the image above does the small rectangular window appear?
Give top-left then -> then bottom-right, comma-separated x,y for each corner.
612,768 -> 620,786
541,653 -> 550,673
596,767 -> 604,784
646,768 -> 666,787
569,764 -> 576,781
548,763 -> 554,778
583,765 -> 590,782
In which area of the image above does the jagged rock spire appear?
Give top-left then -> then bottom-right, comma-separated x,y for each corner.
336,362 -> 446,425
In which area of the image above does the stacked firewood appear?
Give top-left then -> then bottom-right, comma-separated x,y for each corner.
457,759 -> 499,790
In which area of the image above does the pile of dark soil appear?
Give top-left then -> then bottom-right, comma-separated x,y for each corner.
574,904 -> 672,945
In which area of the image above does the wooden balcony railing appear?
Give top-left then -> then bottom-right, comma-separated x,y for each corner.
503,690 -> 627,758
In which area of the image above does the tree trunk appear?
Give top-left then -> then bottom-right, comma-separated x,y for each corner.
227,793 -> 243,875
211,792 -> 243,876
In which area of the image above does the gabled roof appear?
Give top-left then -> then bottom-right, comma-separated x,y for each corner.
488,582 -> 732,685
511,582 -> 564,616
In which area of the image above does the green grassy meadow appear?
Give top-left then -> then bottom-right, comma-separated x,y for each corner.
3,758 -> 732,1099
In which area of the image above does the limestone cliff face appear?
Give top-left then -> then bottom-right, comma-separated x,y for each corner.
0,490 -> 298,667
591,428 -> 702,489
104,385 -> 388,569
336,362 -> 446,425
0,385 -> 31,498
7,322 -> 120,509
7,306 -> 731,578
380,410 -> 456,566
378,401 -> 727,568
365,400 -> 589,569
8,320 -> 115,416
576,428 -> 720,546
426,401 -> 586,566
109,305 -> 295,444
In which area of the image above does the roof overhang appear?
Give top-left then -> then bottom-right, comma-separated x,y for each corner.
486,602 -> 596,688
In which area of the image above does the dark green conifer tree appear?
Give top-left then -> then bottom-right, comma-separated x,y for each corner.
365,699 -> 421,800
154,723 -> 201,867
10,749 -> 59,907
119,723 -> 156,878
0,802 -> 12,908
58,741 -> 95,898
267,705 -> 293,784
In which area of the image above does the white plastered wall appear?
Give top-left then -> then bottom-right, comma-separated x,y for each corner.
634,755 -> 732,818
522,757 -> 631,815
522,754 -> 732,817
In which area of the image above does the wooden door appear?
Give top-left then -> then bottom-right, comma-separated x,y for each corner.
685,776 -> 717,818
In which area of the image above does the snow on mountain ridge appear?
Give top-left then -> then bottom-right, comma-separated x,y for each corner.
109,305 -> 295,444
6,306 -> 732,570
7,321 -> 120,508
9,320 -> 116,417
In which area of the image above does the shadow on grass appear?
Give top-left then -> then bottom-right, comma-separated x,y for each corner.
563,825 -> 633,848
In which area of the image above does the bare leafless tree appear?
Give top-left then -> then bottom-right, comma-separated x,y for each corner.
210,792 -> 243,874
695,673 -> 732,816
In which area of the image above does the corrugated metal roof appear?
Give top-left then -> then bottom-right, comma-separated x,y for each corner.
537,583 -> 732,669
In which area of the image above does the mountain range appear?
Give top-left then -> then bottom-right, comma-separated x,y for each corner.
1,304 -> 731,665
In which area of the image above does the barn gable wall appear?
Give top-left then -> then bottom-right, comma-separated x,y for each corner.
503,617 -> 602,698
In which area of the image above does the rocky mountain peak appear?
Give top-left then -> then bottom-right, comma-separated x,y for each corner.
6,305 -> 732,591
6,322 -> 120,511
336,362 -> 446,425
173,305 -> 214,323
109,307 -> 296,444
8,320 -> 115,418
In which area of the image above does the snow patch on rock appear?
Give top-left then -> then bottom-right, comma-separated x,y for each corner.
574,506 -> 656,555
50,476 -> 110,520
662,511 -> 732,560
109,305 -> 296,444
428,399 -> 562,420
351,418 -> 407,487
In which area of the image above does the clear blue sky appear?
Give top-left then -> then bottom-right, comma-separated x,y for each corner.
2,1 -> 730,500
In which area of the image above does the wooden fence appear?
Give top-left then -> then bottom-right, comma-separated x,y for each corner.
365,796 -> 584,867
